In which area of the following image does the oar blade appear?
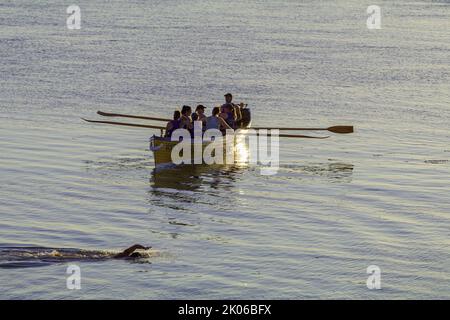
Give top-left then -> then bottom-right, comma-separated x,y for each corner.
327,126 -> 354,134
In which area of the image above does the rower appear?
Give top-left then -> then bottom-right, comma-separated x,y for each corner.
221,93 -> 242,129
180,105 -> 193,135
220,102 -> 236,129
164,110 -> 181,138
193,105 -> 207,128
206,106 -> 232,132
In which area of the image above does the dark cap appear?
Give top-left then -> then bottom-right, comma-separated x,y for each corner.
195,104 -> 206,111
224,93 -> 232,97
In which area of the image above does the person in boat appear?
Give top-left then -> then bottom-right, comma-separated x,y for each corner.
164,110 -> 181,138
220,102 -> 236,129
206,106 -> 232,132
180,105 -> 193,132
113,244 -> 151,259
221,93 -> 243,129
193,105 -> 207,129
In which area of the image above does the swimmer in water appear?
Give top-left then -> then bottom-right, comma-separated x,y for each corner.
113,244 -> 152,259
0,244 -> 154,266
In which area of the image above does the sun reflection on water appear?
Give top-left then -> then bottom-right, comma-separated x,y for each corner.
234,131 -> 250,166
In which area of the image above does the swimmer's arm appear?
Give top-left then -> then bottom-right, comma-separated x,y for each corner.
113,244 -> 151,258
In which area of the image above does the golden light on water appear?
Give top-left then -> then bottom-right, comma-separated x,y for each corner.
234,132 -> 250,166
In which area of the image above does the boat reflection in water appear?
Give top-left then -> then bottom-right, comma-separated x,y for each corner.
151,133 -> 250,189
148,136 -> 251,210
151,164 -> 246,192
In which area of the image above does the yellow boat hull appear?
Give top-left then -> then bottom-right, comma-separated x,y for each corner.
150,136 -> 239,169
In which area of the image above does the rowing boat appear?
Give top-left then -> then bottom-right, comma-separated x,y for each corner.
150,108 -> 252,169
82,109 -> 353,170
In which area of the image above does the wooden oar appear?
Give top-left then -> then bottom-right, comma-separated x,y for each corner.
82,118 -> 328,139
245,132 -> 329,139
97,111 -> 171,122
97,111 -> 353,134
252,126 -> 353,134
82,118 -> 165,130
278,134 -> 329,139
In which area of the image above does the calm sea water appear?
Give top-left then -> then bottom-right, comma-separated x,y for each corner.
1,0 -> 449,299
